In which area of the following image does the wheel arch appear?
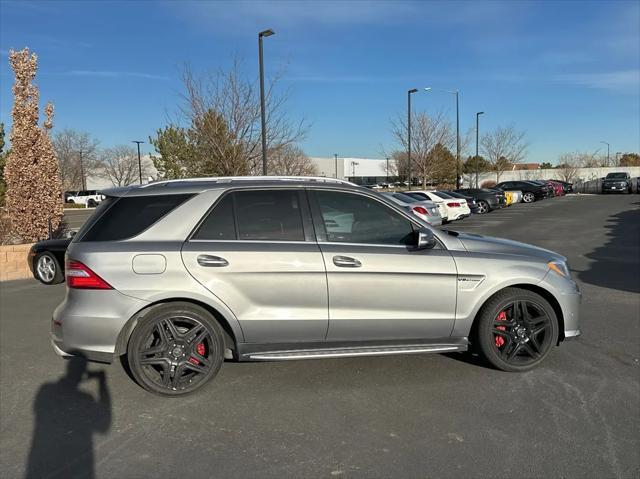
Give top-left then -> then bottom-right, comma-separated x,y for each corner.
114,297 -> 242,358
469,283 -> 565,345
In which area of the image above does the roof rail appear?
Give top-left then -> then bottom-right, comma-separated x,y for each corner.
141,176 -> 357,187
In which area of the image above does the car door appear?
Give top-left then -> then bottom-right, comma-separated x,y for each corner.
181,188 -> 328,343
309,189 -> 458,341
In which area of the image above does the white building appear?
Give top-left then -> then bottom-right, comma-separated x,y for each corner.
310,157 -> 394,184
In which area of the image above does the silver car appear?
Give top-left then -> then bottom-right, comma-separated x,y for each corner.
52,177 -> 581,396
380,192 -> 442,226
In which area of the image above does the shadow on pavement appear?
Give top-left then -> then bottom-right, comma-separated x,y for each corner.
579,203 -> 640,294
25,357 -> 111,479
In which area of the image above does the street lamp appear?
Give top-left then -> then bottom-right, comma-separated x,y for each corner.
425,87 -> 460,188
132,140 -> 144,185
78,148 -> 86,190
475,112 -> 485,188
407,88 -> 427,187
334,153 -> 338,178
600,141 -> 610,166
386,157 -> 390,183
259,28 -> 275,176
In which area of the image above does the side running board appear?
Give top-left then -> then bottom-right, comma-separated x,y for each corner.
243,342 -> 467,361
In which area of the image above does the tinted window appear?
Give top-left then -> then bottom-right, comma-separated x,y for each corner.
314,191 -> 414,245
392,193 -> 420,203
193,194 -> 236,240
235,190 -> 304,241
80,194 -> 193,241
606,173 -> 628,179
433,191 -> 453,199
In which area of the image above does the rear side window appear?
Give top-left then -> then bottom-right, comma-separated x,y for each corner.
193,190 -> 305,242
235,190 -> 304,241
193,194 -> 236,240
80,194 -> 193,241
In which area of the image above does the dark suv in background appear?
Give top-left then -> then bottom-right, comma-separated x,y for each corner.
494,181 -> 550,203
602,172 -> 632,194
455,188 -> 505,214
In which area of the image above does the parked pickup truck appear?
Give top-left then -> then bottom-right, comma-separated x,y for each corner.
602,172 -> 632,194
66,190 -> 105,207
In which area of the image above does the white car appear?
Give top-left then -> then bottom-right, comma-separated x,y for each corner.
66,190 -> 105,207
408,190 -> 471,221
380,192 -> 443,226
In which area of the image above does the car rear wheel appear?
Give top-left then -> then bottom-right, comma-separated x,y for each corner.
475,288 -> 558,372
35,252 -> 64,285
522,192 -> 535,203
476,200 -> 489,214
127,302 -> 225,396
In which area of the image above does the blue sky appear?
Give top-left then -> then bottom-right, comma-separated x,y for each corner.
1,0 -> 639,163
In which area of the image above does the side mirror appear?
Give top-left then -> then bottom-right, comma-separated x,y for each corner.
415,227 -> 436,250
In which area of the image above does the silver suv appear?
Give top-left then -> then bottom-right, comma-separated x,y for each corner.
52,177 -> 581,396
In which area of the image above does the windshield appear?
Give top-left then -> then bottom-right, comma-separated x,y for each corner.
606,173 -> 628,179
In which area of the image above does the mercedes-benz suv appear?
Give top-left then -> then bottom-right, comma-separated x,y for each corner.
52,177 -> 581,396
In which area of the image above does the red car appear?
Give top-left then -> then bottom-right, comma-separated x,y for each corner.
546,180 -> 565,196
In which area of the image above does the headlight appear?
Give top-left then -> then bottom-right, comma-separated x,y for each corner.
548,260 -> 570,278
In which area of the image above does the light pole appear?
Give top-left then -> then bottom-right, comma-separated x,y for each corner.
78,149 -> 86,190
386,157 -> 390,184
615,152 -> 622,166
334,153 -> 338,178
407,88 -> 419,187
475,111 -> 485,188
425,88 -> 461,188
600,141 -> 610,166
259,29 -> 275,176
132,140 -> 144,184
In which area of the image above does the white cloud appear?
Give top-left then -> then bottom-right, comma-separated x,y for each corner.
67,70 -> 169,81
554,70 -> 640,94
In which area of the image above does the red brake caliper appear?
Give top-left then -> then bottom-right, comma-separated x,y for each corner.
495,311 -> 507,347
189,342 -> 206,365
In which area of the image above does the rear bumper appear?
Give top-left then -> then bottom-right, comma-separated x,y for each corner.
51,288 -> 150,363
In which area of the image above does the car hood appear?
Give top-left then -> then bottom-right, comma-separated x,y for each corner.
444,231 -> 566,262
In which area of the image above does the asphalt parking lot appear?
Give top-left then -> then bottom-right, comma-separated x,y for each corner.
1,194 -> 639,479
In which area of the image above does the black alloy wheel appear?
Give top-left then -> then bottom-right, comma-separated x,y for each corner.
127,303 -> 225,396
476,200 -> 489,214
476,288 -> 558,372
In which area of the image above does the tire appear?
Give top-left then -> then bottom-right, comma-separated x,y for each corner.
476,200 -> 489,214
67,199 -> 75,204
35,252 -> 64,285
87,199 -> 97,207
522,192 -> 535,203
474,287 -> 559,372
126,302 -> 225,396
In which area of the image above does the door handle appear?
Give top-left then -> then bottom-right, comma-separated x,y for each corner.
197,255 -> 229,267
333,256 -> 362,268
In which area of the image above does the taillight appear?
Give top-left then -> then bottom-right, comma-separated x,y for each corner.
446,202 -> 461,207
66,260 -> 112,290
413,206 -> 429,216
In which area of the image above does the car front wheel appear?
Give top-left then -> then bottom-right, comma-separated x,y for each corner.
522,192 -> 535,203
127,302 -> 225,396
475,288 -> 559,372
476,200 -> 489,214
35,252 -> 64,285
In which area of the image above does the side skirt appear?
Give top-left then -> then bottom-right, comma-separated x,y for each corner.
236,338 -> 468,362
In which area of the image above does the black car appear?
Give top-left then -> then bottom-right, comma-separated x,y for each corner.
494,180 -> 549,203
455,188 -> 505,214
442,190 -> 480,214
602,172 -> 632,194
28,238 -> 71,285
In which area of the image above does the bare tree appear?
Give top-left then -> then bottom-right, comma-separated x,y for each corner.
178,59 -> 308,176
96,145 -> 149,187
53,129 -> 99,190
389,110 -> 454,188
481,125 -> 528,182
555,153 -> 582,183
268,144 -> 318,176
